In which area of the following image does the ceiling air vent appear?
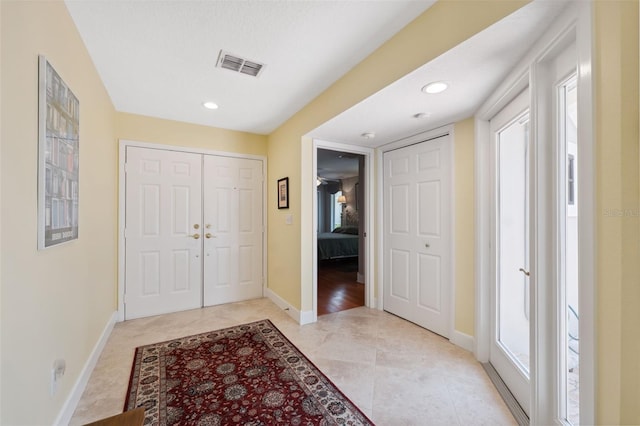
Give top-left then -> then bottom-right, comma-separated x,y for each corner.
216,51 -> 265,77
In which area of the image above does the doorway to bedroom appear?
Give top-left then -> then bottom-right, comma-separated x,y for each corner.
316,148 -> 366,315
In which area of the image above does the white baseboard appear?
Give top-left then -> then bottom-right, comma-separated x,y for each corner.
299,309 -> 315,325
375,297 -> 382,310
265,288 -> 317,325
450,330 -> 474,352
54,311 -> 117,426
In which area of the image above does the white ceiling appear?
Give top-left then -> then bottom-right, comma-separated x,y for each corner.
65,0 -> 567,147
64,0 -> 435,135
310,0 -> 568,147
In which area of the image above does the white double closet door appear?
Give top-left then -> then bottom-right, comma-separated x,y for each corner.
124,146 -> 263,320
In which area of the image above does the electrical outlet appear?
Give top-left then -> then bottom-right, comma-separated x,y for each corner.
50,359 -> 66,396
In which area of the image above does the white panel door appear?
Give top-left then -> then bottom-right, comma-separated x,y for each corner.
383,136 -> 451,337
203,155 -> 263,306
124,147 -> 203,320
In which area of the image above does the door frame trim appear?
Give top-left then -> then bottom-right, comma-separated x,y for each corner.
474,2 -> 595,423
311,139 -> 375,322
376,124 -> 456,340
117,139 -> 268,322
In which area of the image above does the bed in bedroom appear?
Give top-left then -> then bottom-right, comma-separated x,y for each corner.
317,226 -> 359,260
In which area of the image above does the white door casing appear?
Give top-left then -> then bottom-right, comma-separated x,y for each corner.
474,4 -> 594,424
203,155 -> 263,306
383,135 -> 451,337
124,147 -> 203,320
311,139 -> 375,324
536,38 -> 580,424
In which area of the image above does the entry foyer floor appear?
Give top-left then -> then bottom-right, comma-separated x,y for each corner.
70,298 -> 515,425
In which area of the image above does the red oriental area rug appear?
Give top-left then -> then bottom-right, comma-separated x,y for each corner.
124,319 -> 374,425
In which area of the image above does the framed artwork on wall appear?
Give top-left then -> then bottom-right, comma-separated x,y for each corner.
277,177 -> 289,209
37,55 -> 80,249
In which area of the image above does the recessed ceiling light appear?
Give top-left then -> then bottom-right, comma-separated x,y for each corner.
203,101 -> 219,110
422,81 -> 448,94
361,132 -> 376,139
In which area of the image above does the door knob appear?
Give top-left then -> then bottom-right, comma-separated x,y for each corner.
205,233 -> 214,239
205,224 -> 212,229
193,224 -> 200,229
519,268 -> 530,276
425,243 -> 430,248
190,234 -> 200,240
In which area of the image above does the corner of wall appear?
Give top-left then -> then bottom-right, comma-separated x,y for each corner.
265,288 -> 313,325
453,117 -> 476,337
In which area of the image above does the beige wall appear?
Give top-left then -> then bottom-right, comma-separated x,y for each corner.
594,1 -> 640,424
454,118 -> 476,336
117,112 -> 267,156
267,1 -> 528,312
0,1 -> 117,424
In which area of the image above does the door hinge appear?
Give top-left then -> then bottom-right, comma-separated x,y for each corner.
124,163 -> 128,173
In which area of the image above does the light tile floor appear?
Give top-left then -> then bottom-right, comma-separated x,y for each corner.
70,298 -> 516,425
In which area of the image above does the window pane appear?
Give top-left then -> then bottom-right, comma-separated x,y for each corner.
562,76 -> 579,425
331,191 -> 342,229
497,113 -> 530,375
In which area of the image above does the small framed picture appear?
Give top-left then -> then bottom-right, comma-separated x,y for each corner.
277,177 -> 289,209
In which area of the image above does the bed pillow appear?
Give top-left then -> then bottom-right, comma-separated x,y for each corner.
332,226 -> 358,235
343,226 -> 359,235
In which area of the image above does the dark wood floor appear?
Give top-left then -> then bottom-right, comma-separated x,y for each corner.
317,257 -> 365,316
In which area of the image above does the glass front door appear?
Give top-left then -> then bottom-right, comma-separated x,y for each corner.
498,111 -> 530,374
490,89 -> 531,415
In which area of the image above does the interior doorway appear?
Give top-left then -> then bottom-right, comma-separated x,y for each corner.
315,147 -> 366,316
